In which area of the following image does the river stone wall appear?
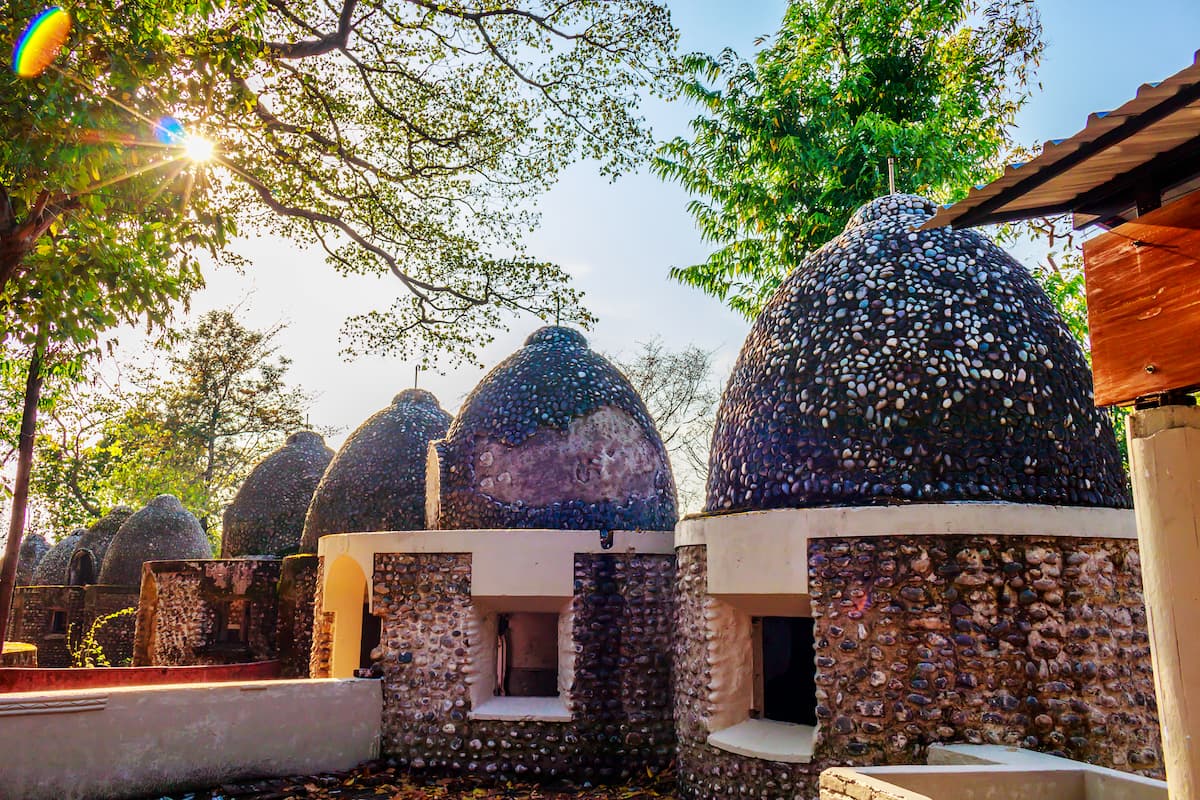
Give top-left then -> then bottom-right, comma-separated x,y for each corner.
674,535 -> 1160,800
310,556 -> 334,678
132,559 -> 281,666
373,550 -> 675,781
278,554 -> 319,677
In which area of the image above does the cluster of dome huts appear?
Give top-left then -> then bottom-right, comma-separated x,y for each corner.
4,195 -> 1160,798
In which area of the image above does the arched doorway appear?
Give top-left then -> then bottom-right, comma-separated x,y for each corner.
67,549 -> 97,586
323,555 -> 377,678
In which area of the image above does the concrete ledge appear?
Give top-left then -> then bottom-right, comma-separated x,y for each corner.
707,719 -> 814,764
826,745 -> 1168,800
469,695 -> 572,722
677,504 -> 1135,597
0,678 -> 382,800
318,529 -> 675,603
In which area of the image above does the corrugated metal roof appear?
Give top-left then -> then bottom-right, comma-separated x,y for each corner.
924,49 -> 1200,230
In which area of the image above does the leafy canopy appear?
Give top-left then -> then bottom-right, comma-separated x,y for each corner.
2,0 -> 680,365
654,0 -> 1043,317
29,310 -> 312,539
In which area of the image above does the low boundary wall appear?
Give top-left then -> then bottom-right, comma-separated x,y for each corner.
0,659 -> 280,693
0,678 -> 381,800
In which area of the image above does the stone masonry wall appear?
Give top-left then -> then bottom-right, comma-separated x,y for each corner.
84,586 -> 139,667
278,554 -> 319,678
310,555 -> 333,679
132,559 -> 281,667
373,551 -> 675,782
809,535 -> 1159,776
674,535 -> 1160,800
7,586 -> 86,667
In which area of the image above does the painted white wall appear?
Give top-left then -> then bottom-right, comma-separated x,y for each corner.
0,678 -> 381,800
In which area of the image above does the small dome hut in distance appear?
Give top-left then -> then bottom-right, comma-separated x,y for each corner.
223,431 -> 334,557
300,389 -> 451,551
98,495 -> 211,587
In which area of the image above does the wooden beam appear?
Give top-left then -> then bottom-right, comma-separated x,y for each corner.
1084,191 -> 1200,406
953,81 -> 1200,229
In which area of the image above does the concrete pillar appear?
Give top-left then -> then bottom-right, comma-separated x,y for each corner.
1129,405 -> 1200,799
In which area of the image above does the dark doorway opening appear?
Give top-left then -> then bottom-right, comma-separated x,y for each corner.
359,605 -> 382,670
754,616 -> 817,726
496,612 -> 559,697
215,601 -> 250,643
67,549 -> 96,586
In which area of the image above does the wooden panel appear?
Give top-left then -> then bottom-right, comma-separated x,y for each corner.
1083,190 -> 1200,406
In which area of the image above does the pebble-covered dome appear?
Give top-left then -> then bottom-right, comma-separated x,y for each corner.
707,194 -> 1129,513
76,506 -> 134,569
31,530 -> 85,585
430,326 -> 677,531
224,431 -> 334,557
13,533 -> 49,586
300,389 -> 451,551
98,495 -> 211,587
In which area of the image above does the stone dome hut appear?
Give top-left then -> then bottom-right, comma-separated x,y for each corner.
98,495 -> 210,587
31,530 -> 85,586
707,193 -> 1128,513
300,389 -> 450,552
70,506 -> 135,585
13,533 -> 49,587
673,196 -> 1157,800
311,327 -> 678,782
10,506 -> 149,668
428,325 -> 678,531
223,432 -> 334,558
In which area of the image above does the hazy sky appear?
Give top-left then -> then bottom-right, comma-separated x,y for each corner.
135,0 -> 1200,449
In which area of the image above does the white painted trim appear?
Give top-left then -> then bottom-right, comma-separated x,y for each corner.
469,695 -> 572,722
676,504 -> 1136,598
318,529 -> 674,608
706,719 -> 814,764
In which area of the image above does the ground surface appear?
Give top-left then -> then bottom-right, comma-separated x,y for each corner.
150,761 -> 680,800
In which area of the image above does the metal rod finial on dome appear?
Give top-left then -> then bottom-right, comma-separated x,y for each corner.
888,157 -> 896,194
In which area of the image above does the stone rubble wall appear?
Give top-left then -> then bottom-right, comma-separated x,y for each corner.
810,535 -> 1160,776
372,551 -> 675,782
309,555 -> 334,678
7,586 -> 87,667
277,554 -> 319,678
132,559 -> 281,666
674,534 -> 1161,800
84,586 -> 139,666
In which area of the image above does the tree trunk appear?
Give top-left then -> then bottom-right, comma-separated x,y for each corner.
0,330 -> 46,650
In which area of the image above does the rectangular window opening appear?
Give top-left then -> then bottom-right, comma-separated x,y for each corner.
215,601 -> 250,644
496,612 -> 559,698
752,616 -> 817,726
47,609 -> 67,635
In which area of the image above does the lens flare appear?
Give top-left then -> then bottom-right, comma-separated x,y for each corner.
154,116 -> 186,145
11,7 -> 71,79
183,135 -> 214,162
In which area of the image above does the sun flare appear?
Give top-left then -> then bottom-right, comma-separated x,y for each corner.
183,135 -> 215,163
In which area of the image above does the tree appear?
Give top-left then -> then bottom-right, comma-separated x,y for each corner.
2,0 -> 680,363
0,0 -> 678,647
30,311 -> 312,540
654,0 -> 1043,318
613,339 -> 722,514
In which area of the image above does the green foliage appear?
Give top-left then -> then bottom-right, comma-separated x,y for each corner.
29,310 -> 312,537
654,0 -> 1043,317
70,606 -> 136,668
2,0 -> 681,366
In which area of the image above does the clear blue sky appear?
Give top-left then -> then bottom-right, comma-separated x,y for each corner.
168,0 -> 1200,448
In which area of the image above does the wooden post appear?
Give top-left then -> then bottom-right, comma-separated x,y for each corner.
1129,405 -> 1200,800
